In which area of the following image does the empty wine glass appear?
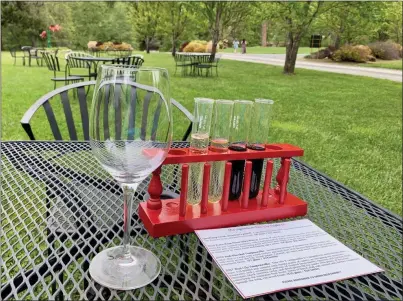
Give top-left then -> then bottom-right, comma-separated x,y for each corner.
89,65 -> 172,290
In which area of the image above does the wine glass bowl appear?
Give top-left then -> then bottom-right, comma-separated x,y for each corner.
88,65 -> 172,290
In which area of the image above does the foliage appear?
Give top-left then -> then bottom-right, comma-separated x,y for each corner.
183,41 -> 207,53
332,45 -> 373,63
129,2 -> 161,53
368,41 -> 402,60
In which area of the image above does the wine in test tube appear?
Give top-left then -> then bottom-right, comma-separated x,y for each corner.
247,99 -> 274,199
228,100 -> 253,201
188,98 -> 214,205
209,100 -> 234,203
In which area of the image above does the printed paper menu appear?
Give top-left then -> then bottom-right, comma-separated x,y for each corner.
195,219 -> 383,298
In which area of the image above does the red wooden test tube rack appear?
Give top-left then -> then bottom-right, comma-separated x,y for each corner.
139,144 -> 308,237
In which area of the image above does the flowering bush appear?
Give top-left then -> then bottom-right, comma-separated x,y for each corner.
332,45 -> 373,63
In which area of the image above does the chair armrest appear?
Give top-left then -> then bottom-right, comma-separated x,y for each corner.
171,98 -> 193,122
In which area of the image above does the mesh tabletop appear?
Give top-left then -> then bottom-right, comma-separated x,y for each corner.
1,141 -> 402,300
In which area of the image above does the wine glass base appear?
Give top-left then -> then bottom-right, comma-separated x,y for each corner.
89,245 -> 161,290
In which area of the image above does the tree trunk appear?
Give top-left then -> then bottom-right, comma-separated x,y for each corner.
171,35 -> 176,56
283,34 -> 300,75
261,21 -> 267,47
334,34 -> 341,49
211,4 -> 222,55
145,37 -> 150,54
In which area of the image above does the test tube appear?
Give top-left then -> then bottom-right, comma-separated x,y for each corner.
190,98 -> 214,154
228,100 -> 253,201
187,98 -> 214,205
247,99 -> 274,199
209,100 -> 234,203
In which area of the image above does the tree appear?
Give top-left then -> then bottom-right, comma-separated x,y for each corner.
1,1 -> 47,48
200,2 -> 250,55
130,2 -> 161,54
272,1 -> 337,74
160,2 -> 193,56
314,2 -> 386,49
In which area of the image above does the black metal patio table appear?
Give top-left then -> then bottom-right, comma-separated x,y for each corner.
73,56 -> 120,79
1,141 -> 402,300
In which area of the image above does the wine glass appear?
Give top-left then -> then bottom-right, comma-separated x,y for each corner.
88,65 -> 172,290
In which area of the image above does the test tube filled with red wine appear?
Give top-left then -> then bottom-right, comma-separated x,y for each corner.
228,100 -> 253,201
247,99 -> 274,199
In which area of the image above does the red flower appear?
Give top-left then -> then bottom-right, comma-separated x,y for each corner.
49,24 -> 61,32
39,30 -> 47,39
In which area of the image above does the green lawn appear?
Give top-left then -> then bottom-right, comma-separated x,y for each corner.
222,46 -> 312,54
302,57 -> 403,70
362,59 -> 403,70
2,51 -> 402,215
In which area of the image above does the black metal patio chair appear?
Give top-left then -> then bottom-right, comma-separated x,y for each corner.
21,46 -> 44,67
42,51 -> 84,89
65,52 -> 97,81
111,55 -> 144,66
174,53 -> 194,76
9,48 -> 26,66
20,80 -> 193,297
195,53 -> 219,77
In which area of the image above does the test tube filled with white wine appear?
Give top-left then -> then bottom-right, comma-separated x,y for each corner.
188,98 -> 214,205
209,100 -> 234,203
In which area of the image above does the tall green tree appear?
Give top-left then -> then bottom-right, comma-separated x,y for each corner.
130,2 -> 161,53
160,2 -> 193,55
272,1 -> 337,74
200,2 -> 250,54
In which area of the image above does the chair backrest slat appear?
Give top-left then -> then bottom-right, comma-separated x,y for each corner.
151,96 -> 163,141
42,101 -> 63,140
60,91 -> 78,140
114,84 -> 122,140
127,86 -> 137,140
77,86 -> 90,140
140,91 -> 153,140
102,84 -> 111,140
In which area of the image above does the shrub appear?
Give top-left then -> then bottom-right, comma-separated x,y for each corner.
332,45 -> 372,63
305,46 -> 336,59
183,41 -> 207,53
368,41 -> 402,60
179,41 -> 190,52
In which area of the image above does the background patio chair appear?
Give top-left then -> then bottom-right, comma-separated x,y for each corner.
174,53 -> 194,76
195,54 -> 218,77
42,51 -> 84,89
9,48 -> 26,66
111,55 -> 144,66
21,46 -> 44,67
65,52 -> 97,81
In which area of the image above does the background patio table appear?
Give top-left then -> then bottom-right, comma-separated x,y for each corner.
1,141 -> 402,300
73,56 -> 119,77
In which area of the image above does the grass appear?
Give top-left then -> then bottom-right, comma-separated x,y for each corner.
301,57 -> 403,70
1,51 -> 402,215
362,59 -> 403,70
222,46 -> 312,54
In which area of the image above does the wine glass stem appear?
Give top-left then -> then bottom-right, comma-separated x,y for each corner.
122,183 -> 138,256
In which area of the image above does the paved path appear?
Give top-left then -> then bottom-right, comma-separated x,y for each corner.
222,53 -> 402,82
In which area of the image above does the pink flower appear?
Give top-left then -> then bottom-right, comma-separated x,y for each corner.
49,24 -> 61,32
40,30 -> 47,39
